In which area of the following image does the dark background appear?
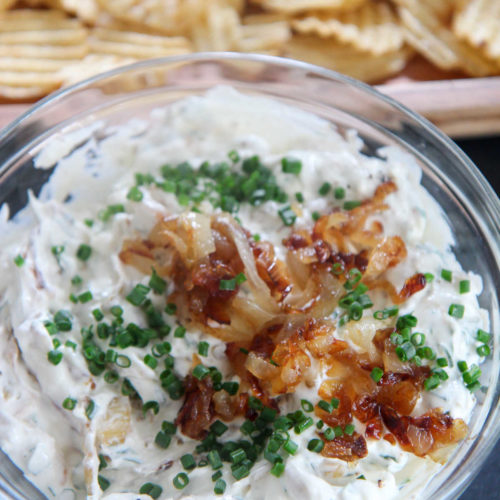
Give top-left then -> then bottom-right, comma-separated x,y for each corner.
455,137 -> 499,500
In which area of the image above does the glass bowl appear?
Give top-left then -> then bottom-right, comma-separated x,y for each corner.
0,53 -> 498,500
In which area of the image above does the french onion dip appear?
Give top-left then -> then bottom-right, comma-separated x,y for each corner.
0,87 -> 491,500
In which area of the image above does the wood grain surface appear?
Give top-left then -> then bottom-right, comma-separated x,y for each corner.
1,77 -> 499,139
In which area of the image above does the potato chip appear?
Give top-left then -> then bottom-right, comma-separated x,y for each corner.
89,28 -> 192,58
395,0 -> 499,76
293,2 -> 405,56
237,20 -> 291,52
190,1 -> 241,51
285,35 -> 412,82
0,0 -> 16,10
57,53 -> 135,85
453,0 -> 500,61
0,9 -> 88,99
251,0 -> 367,14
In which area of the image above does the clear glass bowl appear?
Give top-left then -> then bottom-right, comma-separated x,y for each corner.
0,53 -> 498,500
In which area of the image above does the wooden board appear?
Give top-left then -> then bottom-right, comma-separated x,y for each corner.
0,75 -> 499,139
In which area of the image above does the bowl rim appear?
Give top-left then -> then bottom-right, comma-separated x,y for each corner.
0,52 -> 498,216
0,52 -> 498,500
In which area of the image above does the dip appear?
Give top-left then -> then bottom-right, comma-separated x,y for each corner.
0,87 -> 491,500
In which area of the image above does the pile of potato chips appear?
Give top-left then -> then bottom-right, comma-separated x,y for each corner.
0,0 -> 499,100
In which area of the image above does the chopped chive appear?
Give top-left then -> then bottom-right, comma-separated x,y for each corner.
76,244 -> 92,261
319,182 -> 331,196
232,464 -> 250,480
14,254 -> 25,267
115,354 -> 131,368
222,381 -> 239,395
333,426 -> 343,438
174,325 -> 186,338
69,293 -> 78,304
424,272 -> 434,283
344,424 -> 355,436
104,371 -> 119,384
85,400 -> 95,419
396,342 -> 416,361
98,476 -> 110,492
228,150 -> 240,163
235,272 -> 247,285
318,399 -> 333,413
92,308 -> 104,321
181,453 -> 196,471
253,233 -> 261,242
295,192 -> 304,203
278,206 -> 296,226
334,187 -> 345,199
411,332 -> 425,346
47,350 -> 63,365
312,211 -> 321,221
283,439 -> 298,455
323,427 -> 335,441
477,345 -> 491,357
198,341 -> 209,356
144,354 -> 157,370
192,364 -> 210,380
51,245 -> 65,258
140,483 -> 163,499
301,399 -> 314,412
307,438 -> 324,453
165,302 -> 177,315
281,157 -> 302,175
373,305 -> 399,320
65,340 -> 77,350
44,321 -> 57,335
457,360 -> 468,373
294,417 -> 313,434
78,291 -> 93,303
424,374 -> 440,391
127,186 -> 143,202
436,357 -> 448,367
84,218 -> 94,227
71,275 -> 83,286
270,461 -> 285,477
54,310 -> 72,331
52,338 -> 61,349
126,283 -> 150,306
477,329 -> 492,344
142,401 -> 159,415
331,397 -> 340,409
416,346 -> 435,360
62,397 -> 76,410
110,305 -> 123,317
210,420 -> 228,437
208,450 -> 223,470
212,471 -> 223,481
154,430 -> 172,449
459,280 -> 470,294
396,314 -> 417,329
149,268 -> 167,294
441,269 -> 452,282
343,200 -> 361,210
434,368 -> 449,381
370,366 -> 384,383
448,304 -> 464,319
219,278 -> 236,291
230,448 -> 246,465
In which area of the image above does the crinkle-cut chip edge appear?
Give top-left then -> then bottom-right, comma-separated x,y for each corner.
250,0 -> 368,14
292,3 -> 405,56
452,0 -> 500,60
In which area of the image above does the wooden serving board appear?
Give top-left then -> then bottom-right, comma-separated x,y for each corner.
1,76 -> 499,139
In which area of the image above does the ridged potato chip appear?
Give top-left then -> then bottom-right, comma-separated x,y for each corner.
453,0 -> 500,61
0,9 -> 87,99
395,0 -> 498,76
251,0 -> 367,14
293,2 -> 404,56
238,20 -> 291,52
285,35 -> 411,82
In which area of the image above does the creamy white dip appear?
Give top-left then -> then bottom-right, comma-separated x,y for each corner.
0,87 -> 489,500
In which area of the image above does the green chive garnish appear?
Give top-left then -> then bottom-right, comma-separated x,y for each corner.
281,157 -> 302,175
370,366 -> 383,383
334,187 -> 345,199
139,483 -> 163,499
278,206 -> 296,226
14,255 -> 25,267
198,341 -> 209,356
126,283 -> 150,306
62,397 -> 76,410
307,438 -> 324,453
343,200 -> 361,210
448,303 -> 464,318
441,269 -> 452,282
127,186 -> 143,202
